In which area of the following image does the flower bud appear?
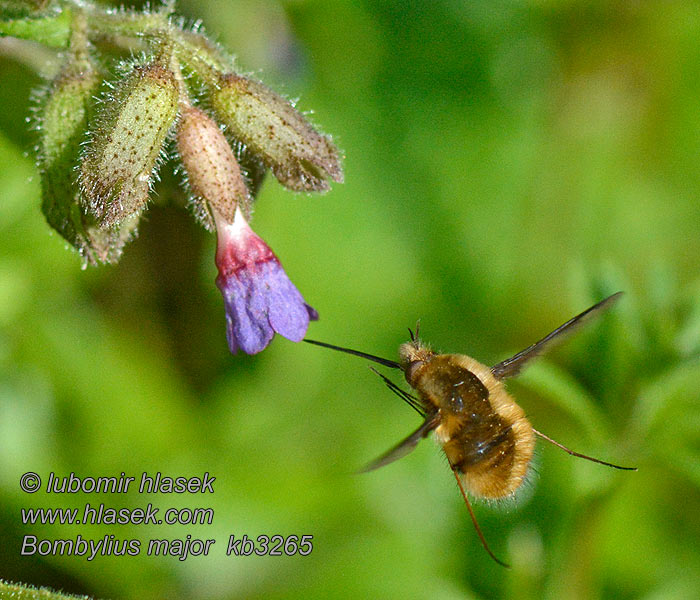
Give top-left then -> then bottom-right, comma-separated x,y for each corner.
176,105 -> 249,228
210,73 -> 343,193
38,61 -> 139,264
80,62 -> 179,227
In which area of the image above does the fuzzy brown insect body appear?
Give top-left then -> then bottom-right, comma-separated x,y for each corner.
305,292 -> 636,567
403,350 -> 535,499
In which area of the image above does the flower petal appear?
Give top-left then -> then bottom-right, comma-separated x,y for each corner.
215,208 -> 317,355
217,269 -> 274,354
264,262 -> 313,342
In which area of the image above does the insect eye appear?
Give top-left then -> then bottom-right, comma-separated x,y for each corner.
404,360 -> 424,384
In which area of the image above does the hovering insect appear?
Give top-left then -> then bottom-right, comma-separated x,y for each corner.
305,292 -> 636,567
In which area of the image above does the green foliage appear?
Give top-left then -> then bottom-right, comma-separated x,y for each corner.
1,0 -> 699,599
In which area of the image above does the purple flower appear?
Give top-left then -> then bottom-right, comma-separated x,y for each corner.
214,207 -> 318,354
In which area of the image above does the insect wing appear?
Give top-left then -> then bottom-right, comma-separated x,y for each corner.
359,416 -> 438,473
491,292 -> 622,380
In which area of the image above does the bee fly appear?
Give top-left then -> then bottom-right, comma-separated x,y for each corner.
305,292 -> 636,567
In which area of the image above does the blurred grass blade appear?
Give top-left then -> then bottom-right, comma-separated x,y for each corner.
517,361 -> 609,442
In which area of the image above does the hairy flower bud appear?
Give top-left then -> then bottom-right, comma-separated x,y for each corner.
38,61 -> 138,264
176,105 -> 249,227
80,62 -> 179,227
210,73 -> 343,192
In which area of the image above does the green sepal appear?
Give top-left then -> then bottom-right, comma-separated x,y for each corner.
209,73 -> 343,193
80,61 -> 180,227
38,60 -> 139,265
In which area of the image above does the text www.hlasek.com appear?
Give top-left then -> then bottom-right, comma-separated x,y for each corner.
19,471 -> 313,561
22,503 -> 213,526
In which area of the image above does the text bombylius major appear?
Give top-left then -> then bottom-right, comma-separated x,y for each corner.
306,292 -> 636,567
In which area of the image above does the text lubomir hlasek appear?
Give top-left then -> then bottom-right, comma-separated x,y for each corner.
45,472 -> 215,494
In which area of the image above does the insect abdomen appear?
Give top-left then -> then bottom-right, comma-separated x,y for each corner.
415,355 -> 535,499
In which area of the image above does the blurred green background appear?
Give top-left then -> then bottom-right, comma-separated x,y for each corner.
1,1 -> 699,599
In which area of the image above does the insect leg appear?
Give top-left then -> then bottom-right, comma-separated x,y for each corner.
368,367 -> 425,417
533,429 -> 637,471
452,469 -> 510,568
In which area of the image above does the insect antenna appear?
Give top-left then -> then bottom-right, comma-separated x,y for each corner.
533,429 -> 637,471
304,339 -> 402,369
368,367 -> 426,417
407,321 -> 421,343
452,469 -> 510,568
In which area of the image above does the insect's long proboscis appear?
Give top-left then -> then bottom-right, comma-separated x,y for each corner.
304,339 -> 402,369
